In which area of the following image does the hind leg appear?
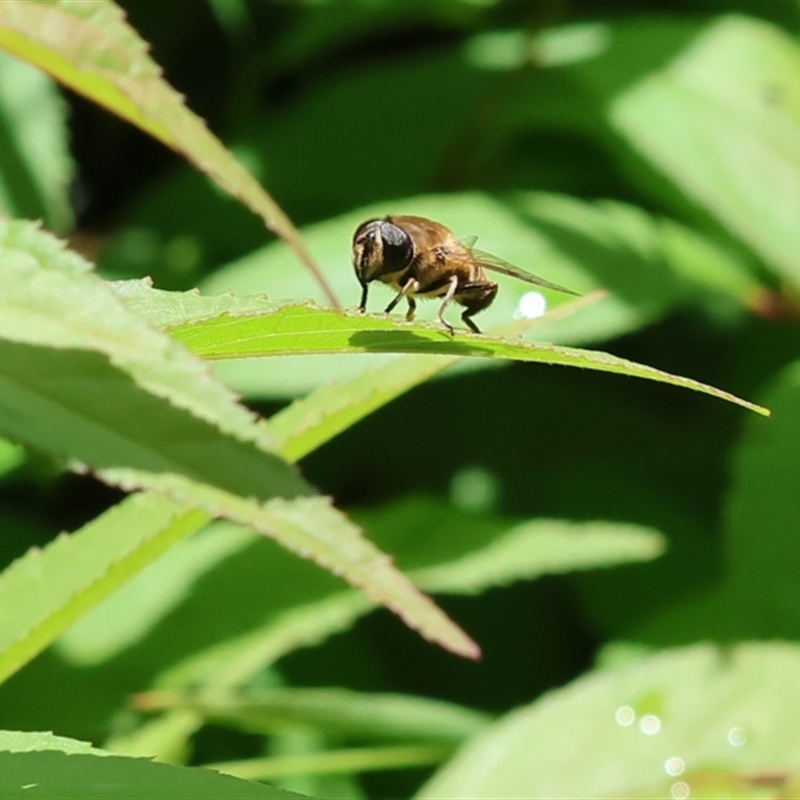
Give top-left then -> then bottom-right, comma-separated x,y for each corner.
458,281 -> 498,334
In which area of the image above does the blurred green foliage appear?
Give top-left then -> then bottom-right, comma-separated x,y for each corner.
3,0 -> 800,797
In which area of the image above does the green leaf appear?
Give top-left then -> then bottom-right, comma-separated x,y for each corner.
634,360 -> 800,644
0,342 -> 307,500
155,589 -> 375,691
8,492 -> 478,673
138,687 -> 492,743
267,355 -> 455,463
0,730 -> 103,755
410,519 -> 666,595
618,768 -> 800,799
513,192 -> 761,311
166,303 -> 767,417
105,710 -> 202,763
198,191 -> 762,398
0,219 -> 308,501
0,49 -> 72,230
611,15 -> 800,289
726,362 -> 800,623
111,278 -> 279,329
0,749 -> 301,798
418,642 -> 800,799
0,438 -> 25,479
141,492 -> 480,661
0,0 -> 336,305
266,295 -> 600,463
64,500 -> 634,694
0,493 -> 208,685
207,745 -> 454,785
153,499 -> 666,690
0,221 -> 478,664
56,523 -> 256,666
222,46 -> 492,223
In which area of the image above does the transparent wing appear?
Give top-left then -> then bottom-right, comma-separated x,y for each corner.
471,248 -> 580,296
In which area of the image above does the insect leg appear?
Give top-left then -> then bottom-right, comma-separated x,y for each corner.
436,275 -> 459,335
358,281 -> 369,312
385,277 -> 419,314
405,296 -> 417,322
458,281 -> 498,334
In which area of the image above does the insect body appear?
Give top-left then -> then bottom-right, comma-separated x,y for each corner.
352,215 -> 579,334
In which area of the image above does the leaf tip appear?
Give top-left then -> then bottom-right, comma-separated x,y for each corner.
464,640 -> 483,661
446,633 -> 482,662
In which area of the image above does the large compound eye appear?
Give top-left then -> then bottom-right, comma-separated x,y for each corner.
353,219 -> 380,248
352,219 -> 381,274
378,221 -> 413,272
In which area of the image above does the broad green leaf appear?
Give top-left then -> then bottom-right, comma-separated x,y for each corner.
0,342 -> 306,500
620,768 -> 800,799
267,355 -> 455,463
215,46 -> 492,224
0,49 -> 72,230
138,687 -> 492,743
726,362 -> 800,608
0,0 -> 335,305
111,278 -> 280,329
115,281 -> 607,463
611,15 -> 800,289
512,192 -> 761,311
0,493 -> 207,685
0,730 -> 103,755
418,642 -> 800,799
166,303 -> 767,416
0,219 -> 308,501
266,294 -> 603,463
0,750 -> 300,799
633,360 -> 800,644
466,17 -> 703,142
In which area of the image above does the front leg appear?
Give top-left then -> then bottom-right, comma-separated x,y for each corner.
385,276 -> 419,315
358,281 -> 369,312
